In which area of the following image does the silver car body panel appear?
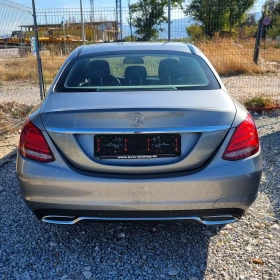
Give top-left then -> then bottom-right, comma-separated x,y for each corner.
16,42 -> 262,224
40,89 -> 236,174
17,136 -> 261,213
17,127 -> 262,214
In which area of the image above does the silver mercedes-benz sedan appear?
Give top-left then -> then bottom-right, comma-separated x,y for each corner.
16,42 -> 262,226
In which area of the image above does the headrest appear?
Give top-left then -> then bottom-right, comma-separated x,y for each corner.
86,60 -> 110,79
125,66 -> 147,80
158,58 -> 181,80
66,59 -> 87,87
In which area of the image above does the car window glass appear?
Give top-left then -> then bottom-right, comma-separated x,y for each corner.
58,51 -> 220,92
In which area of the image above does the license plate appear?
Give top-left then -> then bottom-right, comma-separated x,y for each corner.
94,134 -> 181,159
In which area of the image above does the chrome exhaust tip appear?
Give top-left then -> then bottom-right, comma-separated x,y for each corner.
201,215 -> 237,225
41,214 -> 237,226
41,215 -> 77,225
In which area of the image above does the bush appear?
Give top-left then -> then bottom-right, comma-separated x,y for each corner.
244,97 -> 274,109
123,35 -> 137,42
186,24 -> 204,41
241,25 -> 258,39
268,15 -> 280,40
0,102 -> 34,136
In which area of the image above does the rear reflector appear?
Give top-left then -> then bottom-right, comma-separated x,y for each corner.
222,114 -> 259,161
18,118 -> 55,163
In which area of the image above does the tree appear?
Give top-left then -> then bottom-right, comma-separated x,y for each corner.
185,0 -> 256,37
186,24 -> 204,40
238,13 -> 258,39
129,0 -> 183,41
268,15 -> 280,39
262,0 -> 280,16
123,35 -> 137,41
260,0 -> 280,39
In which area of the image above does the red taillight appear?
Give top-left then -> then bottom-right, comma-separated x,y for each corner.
222,114 -> 259,161
18,118 -> 55,163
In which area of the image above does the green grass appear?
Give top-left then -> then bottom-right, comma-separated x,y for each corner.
244,96 -> 274,109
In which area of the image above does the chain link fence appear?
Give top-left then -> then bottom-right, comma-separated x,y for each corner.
0,0 -> 34,137
35,5 -> 280,106
0,1 -> 280,137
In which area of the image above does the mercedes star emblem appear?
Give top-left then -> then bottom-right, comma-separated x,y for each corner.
130,113 -> 144,127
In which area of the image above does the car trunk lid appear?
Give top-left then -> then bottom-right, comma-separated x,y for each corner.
40,89 -> 236,174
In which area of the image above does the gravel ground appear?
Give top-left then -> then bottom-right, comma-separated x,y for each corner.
222,72 -> 280,105
0,82 -> 41,105
0,113 -> 280,280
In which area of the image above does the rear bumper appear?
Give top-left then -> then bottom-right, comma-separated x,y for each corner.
38,209 -> 243,225
16,150 -> 262,224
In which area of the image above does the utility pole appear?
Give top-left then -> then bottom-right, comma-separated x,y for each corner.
31,0 -> 45,100
80,0 -> 85,42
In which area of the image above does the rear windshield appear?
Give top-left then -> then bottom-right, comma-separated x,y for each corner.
55,50 -> 220,92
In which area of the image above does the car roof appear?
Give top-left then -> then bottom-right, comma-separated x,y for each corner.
79,42 -> 192,56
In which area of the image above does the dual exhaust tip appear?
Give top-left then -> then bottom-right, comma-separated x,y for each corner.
41,215 -> 237,226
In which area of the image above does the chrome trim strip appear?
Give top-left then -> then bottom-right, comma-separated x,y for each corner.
41,215 -> 237,226
45,125 -> 230,135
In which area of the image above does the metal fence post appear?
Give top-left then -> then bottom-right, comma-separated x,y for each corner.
80,0 -> 85,42
120,0 -> 122,41
168,0 -> 171,42
31,0 -> 45,100
253,19 -> 263,64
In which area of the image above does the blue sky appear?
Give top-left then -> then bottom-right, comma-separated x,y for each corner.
17,0 -> 131,8
17,0 -> 266,10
